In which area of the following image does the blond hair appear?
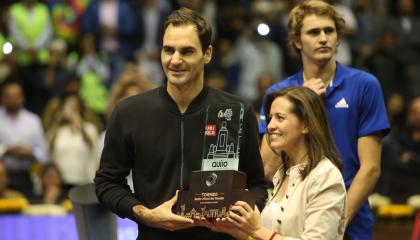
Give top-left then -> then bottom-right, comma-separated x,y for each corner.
288,0 -> 345,53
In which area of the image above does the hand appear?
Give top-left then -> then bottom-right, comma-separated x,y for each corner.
43,185 -> 62,204
132,191 -> 194,231
213,217 -> 249,239
303,78 -> 326,96
192,216 -> 248,239
6,145 -> 33,159
227,201 -> 262,236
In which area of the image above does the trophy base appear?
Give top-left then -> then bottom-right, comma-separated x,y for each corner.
174,170 -> 255,219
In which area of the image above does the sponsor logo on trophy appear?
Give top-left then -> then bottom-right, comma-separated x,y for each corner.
175,103 -> 255,219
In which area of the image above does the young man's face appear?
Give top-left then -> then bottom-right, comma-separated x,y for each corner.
161,24 -> 212,88
294,14 -> 338,64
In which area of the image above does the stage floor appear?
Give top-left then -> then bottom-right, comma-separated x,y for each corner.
0,214 -> 138,240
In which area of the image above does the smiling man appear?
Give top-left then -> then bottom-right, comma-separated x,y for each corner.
258,1 -> 389,239
94,7 -> 267,240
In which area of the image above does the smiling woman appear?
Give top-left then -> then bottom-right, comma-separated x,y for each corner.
212,86 -> 346,240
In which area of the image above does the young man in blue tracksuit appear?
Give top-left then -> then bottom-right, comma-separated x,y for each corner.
258,1 -> 389,239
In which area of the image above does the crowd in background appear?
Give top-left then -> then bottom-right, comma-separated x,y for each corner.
0,0 -> 419,213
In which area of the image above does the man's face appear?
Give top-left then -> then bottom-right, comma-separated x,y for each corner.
1,84 -> 24,114
294,14 -> 338,64
161,24 -> 212,88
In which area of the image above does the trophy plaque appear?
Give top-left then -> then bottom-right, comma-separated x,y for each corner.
175,103 -> 256,219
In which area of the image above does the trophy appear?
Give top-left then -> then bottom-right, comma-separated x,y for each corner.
175,103 -> 255,219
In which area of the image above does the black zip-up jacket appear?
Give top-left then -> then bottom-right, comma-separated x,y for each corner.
95,86 -> 267,239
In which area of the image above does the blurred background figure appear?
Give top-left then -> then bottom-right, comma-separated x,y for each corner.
352,0 -> 386,67
377,96 -> 420,202
0,161 -> 25,199
7,0 -> 53,115
133,0 -> 170,86
105,63 -> 154,118
42,73 -> 104,132
8,0 -> 52,67
232,0 -> 283,103
386,93 -> 406,131
0,81 -> 47,198
47,94 -> 98,192
388,0 -> 420,98
389,0 -> 420,50
31,163 -> 67,205
82,0 -> 138,88
204,69 -> 226,91
42,39 -> 74,100
45,0 -> 89,52
253,72 -> 275,119
76,33 -> 109,116
363,29 -> 404,100
76,33 -> 110,87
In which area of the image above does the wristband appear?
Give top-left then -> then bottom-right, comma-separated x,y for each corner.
269,232 -> 278,240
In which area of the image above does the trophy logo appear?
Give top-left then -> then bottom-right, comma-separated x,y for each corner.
205,172 -> 218,187
175,103 -> 255,219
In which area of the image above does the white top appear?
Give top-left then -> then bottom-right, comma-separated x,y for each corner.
0,107 -> 47,171
261,159 -> 346,240
50,123 -> 98,185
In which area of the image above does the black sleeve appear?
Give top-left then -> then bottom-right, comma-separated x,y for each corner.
94,103 -> 141,221
240,104 -> 268,211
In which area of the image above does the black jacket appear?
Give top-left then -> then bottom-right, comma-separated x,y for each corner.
95,86 -> 267,239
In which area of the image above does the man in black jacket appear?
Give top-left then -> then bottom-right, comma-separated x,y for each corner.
94,7 -> 267,240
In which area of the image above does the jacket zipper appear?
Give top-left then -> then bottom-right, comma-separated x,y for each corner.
180,113 -> 185,190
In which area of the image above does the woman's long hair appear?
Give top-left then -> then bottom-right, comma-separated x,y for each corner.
264,86 -> 342,179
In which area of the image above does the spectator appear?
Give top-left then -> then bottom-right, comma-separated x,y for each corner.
364,29 -> 406,100
42,73 -> 104,132
46,0 -> 89,51
233,1 -> 283,102
47,94 -> 98,191
105,63 -> 154,118
388,0 -> 420,50
8,0 -> 53,114
8,0 -> 53,67
0,81 -> 47,198
31,163 -> 67,205
82,0 -> 138,87
133,0 -> 170,86
352,0 -> 386,67
377,96 -> 420,202
76,33 -> 109,115
0,161 -> 25,199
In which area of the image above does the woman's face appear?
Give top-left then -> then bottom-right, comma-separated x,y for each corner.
61,96 -> 80,120
267,97 -> 307,154
42,167 -> 62,187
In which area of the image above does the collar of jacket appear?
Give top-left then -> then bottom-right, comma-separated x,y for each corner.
159,85 -> 209,114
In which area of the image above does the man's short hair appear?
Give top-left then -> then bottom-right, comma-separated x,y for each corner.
287,0 -> 345,52
163,7 -> 212,53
